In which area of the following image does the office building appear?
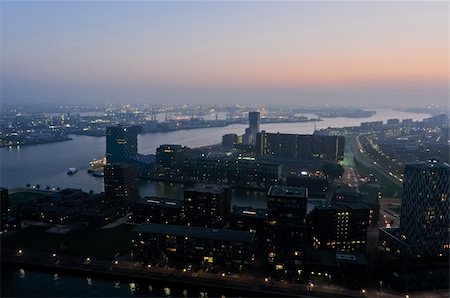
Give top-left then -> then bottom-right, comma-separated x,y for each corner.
106,125 -> 141,164
104,164 -> 140,204
243,111 -> 260,145
184,184 -> 231,228
249,111 -> 260,135
256,132 -> 345,161
400,159 -> 449,257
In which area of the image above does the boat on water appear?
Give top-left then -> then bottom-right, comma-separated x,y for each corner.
89,157 -> 106,169
67,168 -> 78,175
92,171 -> 104,177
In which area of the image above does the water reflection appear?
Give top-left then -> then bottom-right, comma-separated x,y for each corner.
19,268 -> 26,279
164,287 -> 171,296
86,277 -> 93,286
129,282 -> 136,294
114,281 -> 120,289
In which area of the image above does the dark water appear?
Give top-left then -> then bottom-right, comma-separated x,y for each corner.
1,266 -> 240,297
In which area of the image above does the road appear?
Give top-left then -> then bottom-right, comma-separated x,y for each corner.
1,249 -> 353,297
349,135 -> 402,188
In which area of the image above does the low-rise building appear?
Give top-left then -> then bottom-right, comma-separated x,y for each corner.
132,223 -> 255,269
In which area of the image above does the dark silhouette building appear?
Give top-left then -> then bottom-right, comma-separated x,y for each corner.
132,223 -> 255,269
307,203 -> 371,253
266,186 -> 308,279
243,111 -> 260,145
106,125 -> 140,164
1,188 -> 9,232
222,133 -> 238,150
400,159 -> 449,257
155,144 -> 188,178
256,132 -> 345,161
230,206 -> 267,235
183,184 -> 231,228
131,197 -> 183,224
380,159 -> 450,259
104,164 -> 140,204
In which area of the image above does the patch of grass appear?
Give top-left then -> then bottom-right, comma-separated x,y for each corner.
9,192 -> 43,207
3,224 -> 135,259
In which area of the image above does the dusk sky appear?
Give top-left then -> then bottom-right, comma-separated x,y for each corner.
1,1 -> 448,108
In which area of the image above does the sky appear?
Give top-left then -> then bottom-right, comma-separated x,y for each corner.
1,1 -> 448,108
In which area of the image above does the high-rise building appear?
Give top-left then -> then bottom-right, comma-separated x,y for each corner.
183,184 -> 231,228
400,159 -> 450,257
104,164 -> 140,204
106,125 -> 140,164
243,111 -> 260,145
249,111 -> 260,135
266,186 -> 308,278
1,188 -> 9,232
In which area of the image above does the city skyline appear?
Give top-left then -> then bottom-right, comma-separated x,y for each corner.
2,1 -> 448,108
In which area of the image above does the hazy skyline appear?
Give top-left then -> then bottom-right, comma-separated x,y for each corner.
1,1 -> 448,108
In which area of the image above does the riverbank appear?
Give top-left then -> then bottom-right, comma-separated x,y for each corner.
1,249 -> 349,298
70,117 -> 321,138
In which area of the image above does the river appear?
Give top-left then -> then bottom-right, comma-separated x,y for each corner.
1,109 -> 429,195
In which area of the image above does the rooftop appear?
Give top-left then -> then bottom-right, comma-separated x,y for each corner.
267,186 -> 308,198
133,223 -> 255,243
409,159 -> 450,170
138,197 -> 182,208
185,184 -> 229,194
232,207 -> 268,218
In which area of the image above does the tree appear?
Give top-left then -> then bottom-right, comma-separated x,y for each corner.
26,183 -> 31,188
322,162 -> 344,180
46,185 -> 51,190
36,184 -> 41,190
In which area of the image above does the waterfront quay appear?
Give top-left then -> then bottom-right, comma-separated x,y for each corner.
1,249 -> 351,298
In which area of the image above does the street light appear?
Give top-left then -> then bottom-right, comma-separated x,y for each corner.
18,249 -> 23,255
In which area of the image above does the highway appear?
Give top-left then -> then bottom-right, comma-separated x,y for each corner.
349,135 -> 402,188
